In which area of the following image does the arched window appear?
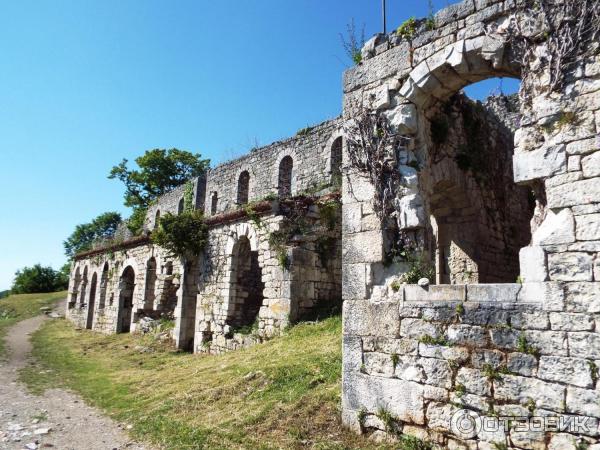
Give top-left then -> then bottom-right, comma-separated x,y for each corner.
86,273 -> 97,329
278,156 -> 294,198
118,266 -> 135,333
211,192 -> 218,215
237,171 -> 250,205
80,267 -> 89,305
177,198 -> 184,215
330,137 -> 343,183
154,210 -> 161,229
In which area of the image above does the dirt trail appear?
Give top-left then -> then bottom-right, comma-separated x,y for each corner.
0,300 -> 153,450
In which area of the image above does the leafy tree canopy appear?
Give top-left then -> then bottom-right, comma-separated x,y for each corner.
109,148 -> 210,209
11,264 -> 68,294
63,212 -> 122,258
151,210 -> 208,259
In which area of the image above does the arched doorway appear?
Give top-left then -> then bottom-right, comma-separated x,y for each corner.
118,266 -> 135,333
226,236 -> 264,332
69,267 -> 81,308
86,273 -> 97,329
278,156 -> 294,197
79,267 -> 88,306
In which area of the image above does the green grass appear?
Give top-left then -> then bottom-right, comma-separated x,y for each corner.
20,313 -> 412,450
0,291 -> 66,357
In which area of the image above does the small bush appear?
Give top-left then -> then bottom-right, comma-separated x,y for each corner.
397,17 -> 417,39
151,210 -> 208,259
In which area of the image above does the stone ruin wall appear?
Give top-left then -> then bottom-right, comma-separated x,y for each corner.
340,0 -> 600,448
66,118 -> 344,354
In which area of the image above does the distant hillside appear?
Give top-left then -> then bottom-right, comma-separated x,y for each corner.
0,290 -> 10,299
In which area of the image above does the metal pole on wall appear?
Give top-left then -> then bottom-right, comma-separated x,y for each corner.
382,0 -> 387,34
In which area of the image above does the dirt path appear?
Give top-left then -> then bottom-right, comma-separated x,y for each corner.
0,300 -> 153,450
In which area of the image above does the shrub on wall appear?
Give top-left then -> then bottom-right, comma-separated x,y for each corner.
151,211 -> 208,259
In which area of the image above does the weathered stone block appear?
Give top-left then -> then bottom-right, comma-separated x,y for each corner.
343,231 -> 384,264
581,151 -> 600,178
457,367 -> 491,396
343,300 -> 400,337
517,282 -> 564,311
513,145 -> 566,183
548,252 -> 593,282
342,372 -> 425,424
566,387 -> 600,418
547,177 -> 600,208
507,352 -> 538,377
575,213 -> 600,241
532,208 -> 575,246
568,332 -> 600,359
494,375 -> 565,411
400,318 -> 443,339
549,312 -> 594,331
519,246 -> 548,282
447,324 -> 487,346
565,282 -> 600,313
538,356 -> 593,388
404,284 -> 466,302
467,284 -> 521,302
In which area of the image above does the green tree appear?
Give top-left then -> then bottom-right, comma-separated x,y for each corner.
151,210 -> 208,259
63,212 -> 122,258
11,264 -> 66,294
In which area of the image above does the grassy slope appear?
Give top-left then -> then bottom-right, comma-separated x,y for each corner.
21,315 -> 410,450
0,291 -> 67,357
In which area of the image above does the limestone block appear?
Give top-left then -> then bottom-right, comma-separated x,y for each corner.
519,246 -> 548,282
481,35 -> 504,68
511,311 -> 549,330
343,231 -> 384,264
364,352 -> 395,376
506,352 -> 537,377
385,104 -> 418,134
517,282 -> 564,311
568,332 -> 600,359
405,284 -> 466,302
343,173 -> 376,203
400,318 -> 443,339
523,330 -> 568,356
419,343 -> 470,362
568,155 -> 582,172
566,137 -> 598,155
471,349 -> 505,369
398,164 -> 419,188
548,252 -> 593,282
532,208 -> 575,246
374,337 -> 418,355
546,177 -> 600,208
456,367 -> 491,396
565,282 -> 600,313
513,144 -> 566,183
395,193 -> 425,230
566,387 -> 600,418
467,283 -> 521,302
575,213 -> 600,241
494,374 -> 565,411
538,356 -> 593,388
548,434 -> 578,450
549,312 -> 594,331
342,372 -> 425,424
342,203 -> 362,234
425,402 -> 460,434
447,324 -> 487,346
343,300 -> 400,337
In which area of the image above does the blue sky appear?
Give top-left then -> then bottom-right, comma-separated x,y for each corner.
0,0 -> 519,291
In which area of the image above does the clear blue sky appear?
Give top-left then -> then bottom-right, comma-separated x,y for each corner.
0,0 -> 519,291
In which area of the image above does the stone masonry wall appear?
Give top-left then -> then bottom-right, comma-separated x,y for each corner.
340,0 -> 600,448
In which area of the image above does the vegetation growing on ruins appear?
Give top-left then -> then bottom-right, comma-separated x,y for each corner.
19,314 -> 420,450
108,148 -> 209,235
396,17 -> 417,40
0,291 -> 66,357
151,210 -> 208,259
340,19 -> 365,65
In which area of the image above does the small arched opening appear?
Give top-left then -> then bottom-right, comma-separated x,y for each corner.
210,192 -> 218,215
118,266 -> 135,333
226,235 -> 264,332
154,210 -> 161,229
278,155 -> 294,198
330,136 -> 343,184
98,263 -> 109,310
178,198 -> 185,215
86,273 -> 97,329
237,171 -> 250,205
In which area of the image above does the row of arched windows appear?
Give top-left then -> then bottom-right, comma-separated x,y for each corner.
210,136 -> 343,215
